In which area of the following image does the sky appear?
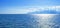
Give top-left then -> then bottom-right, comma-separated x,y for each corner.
0,0 -> 60,14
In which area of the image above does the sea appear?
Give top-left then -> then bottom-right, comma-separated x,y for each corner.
0,14 -> 60,28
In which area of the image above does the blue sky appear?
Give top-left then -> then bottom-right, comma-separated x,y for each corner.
0,0 -> 60,14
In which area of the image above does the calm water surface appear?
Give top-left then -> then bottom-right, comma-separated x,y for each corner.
0,14 -> 60,28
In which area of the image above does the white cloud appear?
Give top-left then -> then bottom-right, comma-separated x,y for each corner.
0,6 -> 60,14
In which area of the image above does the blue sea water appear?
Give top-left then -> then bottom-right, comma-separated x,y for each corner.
0,14 -> 60,28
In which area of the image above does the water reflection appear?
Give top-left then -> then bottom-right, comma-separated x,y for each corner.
32,14 -> 60,28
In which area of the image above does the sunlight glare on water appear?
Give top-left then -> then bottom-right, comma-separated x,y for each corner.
32,14 -> 57,28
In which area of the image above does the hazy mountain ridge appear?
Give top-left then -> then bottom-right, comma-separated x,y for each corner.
28,9 -> 60,14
